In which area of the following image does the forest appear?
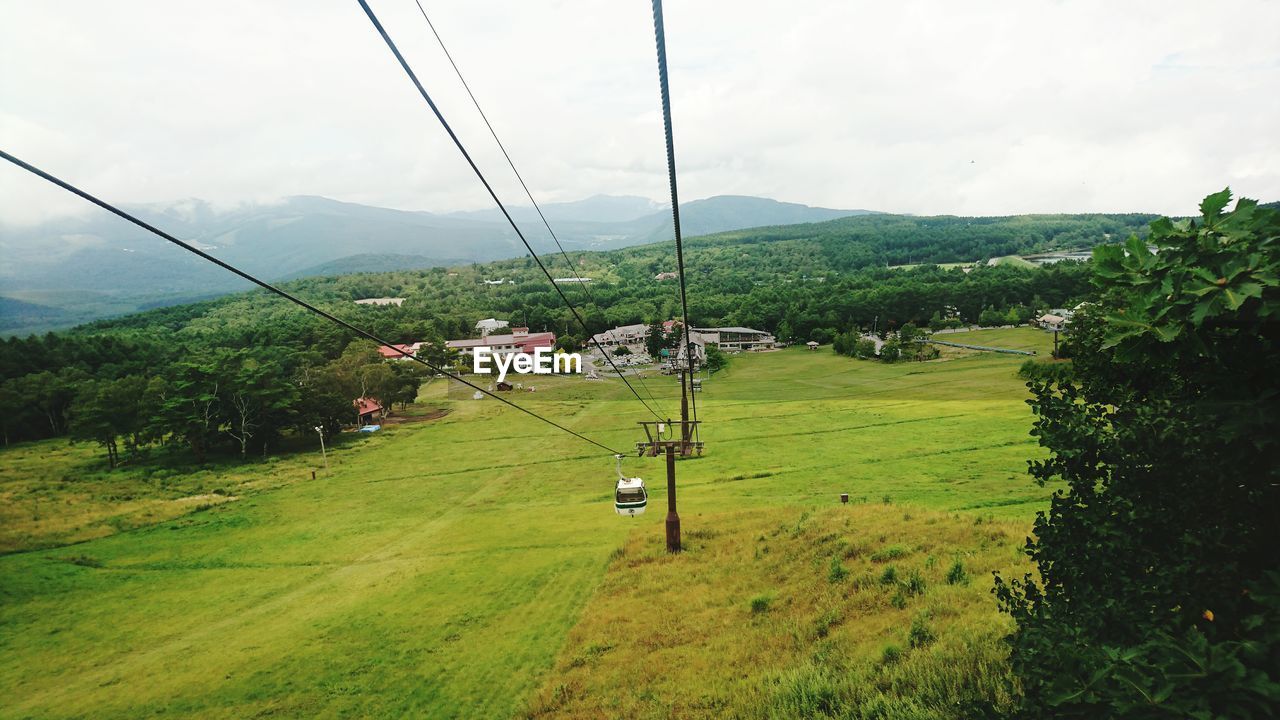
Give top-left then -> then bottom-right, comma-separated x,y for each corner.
0,209 -> 1140,455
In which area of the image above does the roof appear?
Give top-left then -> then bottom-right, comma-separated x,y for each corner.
616,477 -> 645,490
353,397 -> 382,415
447,331 -> 556,350
377,343 -> 418,358
701,326 -> 772,336
806,341 -> 820,346
1039,314 -> 1066,324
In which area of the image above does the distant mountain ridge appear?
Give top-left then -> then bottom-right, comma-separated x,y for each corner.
0,194 -> 870,333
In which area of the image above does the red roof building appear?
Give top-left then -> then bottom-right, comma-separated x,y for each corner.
377,342 -> 423,359
353,397 -> 383,424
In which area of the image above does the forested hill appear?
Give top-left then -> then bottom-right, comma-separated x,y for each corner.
33,208 -> 1151,344
0,194 -> 869,334
0,207 -> 1158,447
84,209 -> 1155,334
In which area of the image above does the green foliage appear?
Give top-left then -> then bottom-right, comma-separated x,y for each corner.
946,560 -> 969,586
902,570 -> 927,597
750,594 -> 773,614
704,343 -> 729,374
979,306 -> 1007,326
908,614 -> 936,648
995,191 -> 1280,717
644,320 -> 666,358
827,556 -> 849,583
1017,359 -> 1073,383
880,644 -> 903,665
880,565 -> 898,585
871,545 -> 907,562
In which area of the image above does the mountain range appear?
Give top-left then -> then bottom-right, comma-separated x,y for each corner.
0,194 -> 870,334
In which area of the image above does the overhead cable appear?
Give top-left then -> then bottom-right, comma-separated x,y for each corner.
356,0 -> 667,422
0,148 -> 625,456
409,0 -> 671,420
649,0 -> 699,428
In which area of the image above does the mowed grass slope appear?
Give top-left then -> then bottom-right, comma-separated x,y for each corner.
0,329 -> 1053,718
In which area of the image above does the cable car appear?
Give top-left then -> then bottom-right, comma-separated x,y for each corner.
613,455 -> 647,516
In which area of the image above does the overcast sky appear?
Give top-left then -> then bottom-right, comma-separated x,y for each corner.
2,0 -> 1278,225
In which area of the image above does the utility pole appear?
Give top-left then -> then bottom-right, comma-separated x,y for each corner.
665,443 -> 680,552
1053,329 -> 1059,359
314,426 -> 328,470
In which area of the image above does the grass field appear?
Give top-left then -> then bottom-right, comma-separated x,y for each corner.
0,328 -> 1056,718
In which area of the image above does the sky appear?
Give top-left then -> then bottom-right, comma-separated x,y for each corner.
2,0 -> 1278,225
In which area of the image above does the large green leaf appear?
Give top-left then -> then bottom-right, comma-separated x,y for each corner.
1199,187 -> 1233,220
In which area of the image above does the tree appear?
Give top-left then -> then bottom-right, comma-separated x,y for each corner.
0,381 -> 27,446
69,380 -> 121,468
978,305 -> 1005,326
159,360 -> 223,463
879,337 -> 902,362
704,344 -> 728,373
222,352 -> 298,459
644,320 -> 666,358
387,362 -> 427,409
994,191 -> 1280,717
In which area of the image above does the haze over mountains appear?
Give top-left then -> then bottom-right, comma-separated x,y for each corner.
0,194 -> 868,334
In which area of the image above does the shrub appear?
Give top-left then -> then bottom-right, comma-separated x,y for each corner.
903,570 -> 927,597
749,594 -> 772,614
879,565 -> 898,585
908,614 -> 936,648
1017,358 -> 1072,383
881,644 -> 903,665
827,557 -> 849,583
871,545 -> 907,562
946,560 -> 969,586
814,609 -> 841,638
995,192 -> 1280,717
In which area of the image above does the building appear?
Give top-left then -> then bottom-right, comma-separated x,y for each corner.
673,330 -> 718,366
590,323 -> 650,348
1037,314 -> 1067,332
807,341 -> 820,350
475,318 -> 510,335
654,272 -> 678,281
552,277 -> 592,284
354,297 -> 404,307
447,327 -> 556,359
376,342 -> 425,360
354,397 -> 382,425
694,326 -> 777,352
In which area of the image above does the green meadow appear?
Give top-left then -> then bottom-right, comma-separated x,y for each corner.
1,328 -> 1055,718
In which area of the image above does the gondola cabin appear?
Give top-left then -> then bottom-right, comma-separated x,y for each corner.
615,477 -> 648,516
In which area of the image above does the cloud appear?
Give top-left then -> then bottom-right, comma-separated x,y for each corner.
2,0 -> 1277,226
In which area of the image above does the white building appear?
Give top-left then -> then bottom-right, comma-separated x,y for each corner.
591,323 -> 650,348
354,297 -> 405,307
475,318 -> 510,336
447,327 -> 556,359
694,326 -> 776,352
